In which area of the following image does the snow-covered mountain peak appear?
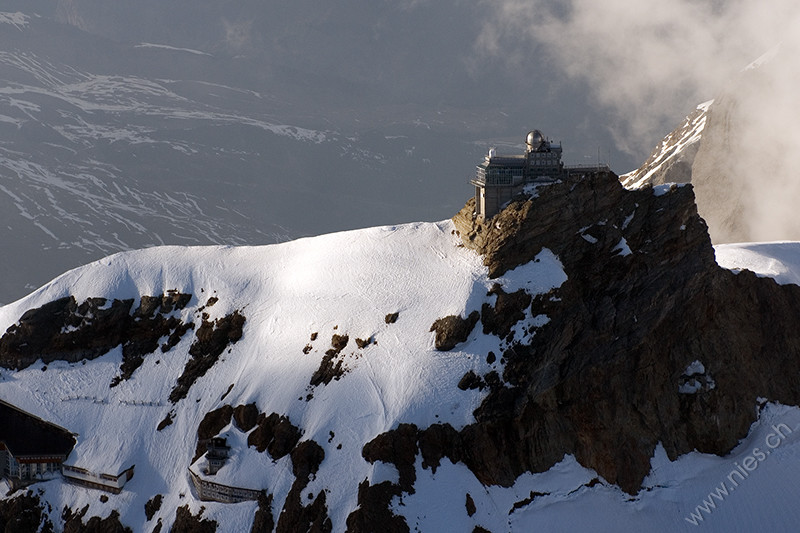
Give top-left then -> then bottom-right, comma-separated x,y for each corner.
4,172 -> 800,531
0,219 -> 540,531
620,100 -> 712,189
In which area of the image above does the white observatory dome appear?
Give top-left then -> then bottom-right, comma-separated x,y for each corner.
526,130 -> 545,147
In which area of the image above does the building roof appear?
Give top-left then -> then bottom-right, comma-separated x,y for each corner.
480,155 -> 527,168
0,400 -> 75,458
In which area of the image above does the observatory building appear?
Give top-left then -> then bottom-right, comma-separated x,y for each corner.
471,130 -> 609,219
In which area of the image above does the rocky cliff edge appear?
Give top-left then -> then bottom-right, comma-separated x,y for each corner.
353,171 -> 800,531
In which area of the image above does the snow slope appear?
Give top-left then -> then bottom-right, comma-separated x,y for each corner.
715,241 -> 800,286
0,7 -> 489,304
0,220 -> 518,531
2,227 -> 800,531
620,100 -> 712,189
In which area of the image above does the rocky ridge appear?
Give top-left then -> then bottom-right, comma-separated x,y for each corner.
619,97 -> 752,243
0,291 -> 245,405
348,171 -> 800,528
620,101 -> 710,189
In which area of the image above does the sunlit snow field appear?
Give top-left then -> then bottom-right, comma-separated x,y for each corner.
1,228 -> 799,531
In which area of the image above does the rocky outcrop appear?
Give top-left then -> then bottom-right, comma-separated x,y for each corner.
622,45 -> 800,244
0,492 -> 53,533
0,292 -> 195,385
350,171 -> 800,529
0,296 -> 132,369
620,103 -> 708,189
194,405 -> 301,463
250,493 -> 275,533
0,291 -> 246,403
62,505 -> 131,533
170,505 -> 217,533
248,413 -> 302,459
194,405 -> 236,462
429,311 -> 479,351
453,171 -> 711,280
309,334 -> 351,387
169,310 -> 245,403
480,286 -> 531,341
276,440 -> 330,533
0,493 -> 135,533
144,494 -> 162,522
233,403 -> 260,432
346,424 -> 420,533
620,98 -> 752,243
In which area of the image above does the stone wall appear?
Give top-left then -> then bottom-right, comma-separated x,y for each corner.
188,468 -> 262,504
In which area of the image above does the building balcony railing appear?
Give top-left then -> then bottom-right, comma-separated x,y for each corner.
471,176 -> 522,187
565,164 -> 611,172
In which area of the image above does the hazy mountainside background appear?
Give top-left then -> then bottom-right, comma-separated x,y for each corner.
3,1 -> 800,300
621,42 -> 800,244
0,1 -> 633,304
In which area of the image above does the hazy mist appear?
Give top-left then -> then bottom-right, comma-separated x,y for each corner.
477,0 -> 800,153
478,0 -> 800,242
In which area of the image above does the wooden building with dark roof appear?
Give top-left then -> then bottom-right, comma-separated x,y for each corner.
0,399 -> 75,486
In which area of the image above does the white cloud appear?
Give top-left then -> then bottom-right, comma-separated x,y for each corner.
222,18 -> 252,52
477,0 -> 800,242
476,0 -> 800,155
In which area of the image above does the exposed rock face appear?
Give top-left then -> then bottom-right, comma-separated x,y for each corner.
0,291 -> 246,405
248,413 -> 302,458
309,334 -> 351,386
0,492 -> 53,533
453,171 -> 711,281
170,505 -> 217,533
168,310 -> 245,403
194,405 -> 301,463
480,286 -> 531,341
250,493 -> 275,533
620,99 -> 751,243
347,424 -> 420,533
0,296 -> 134,369
276,440 -> 331,533
193,405 -> 236,462
144,494 -> 163,522
0,292 -> 194,380
620,103 -> 708,189
350,171 -> 800,529
233,403 -> 260,432
62,505 -> 131,533
429,311 -> 479,351
0,493 -> 134,533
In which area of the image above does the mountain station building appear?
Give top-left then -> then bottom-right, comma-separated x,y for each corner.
471,130 -> 609,219
0,400 -> 75,488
